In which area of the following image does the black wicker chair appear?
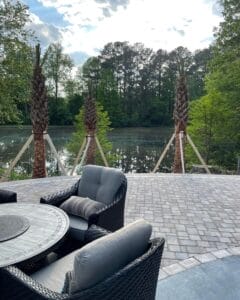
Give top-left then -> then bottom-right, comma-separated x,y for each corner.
0,225 -> 165,300
40,165 -> 127,240
0,189 -> 17,203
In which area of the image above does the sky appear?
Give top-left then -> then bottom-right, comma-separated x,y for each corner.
23,0 -> 223,65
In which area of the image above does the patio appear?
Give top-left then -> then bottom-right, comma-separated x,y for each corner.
1,173 -> 240,299
1,173 -> 239,266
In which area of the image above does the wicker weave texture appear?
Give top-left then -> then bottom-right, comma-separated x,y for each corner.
40,175 -> 127,233
0,238 -> 164,300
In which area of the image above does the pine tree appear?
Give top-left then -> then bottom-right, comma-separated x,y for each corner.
31,44 -> 48,178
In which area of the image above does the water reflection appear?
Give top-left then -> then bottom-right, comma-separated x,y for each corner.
0,126 -> 173,175
109,127 -> 174,172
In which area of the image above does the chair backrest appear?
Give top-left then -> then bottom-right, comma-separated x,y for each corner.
67,220 -> 152,294
77,165 -> 126,205
0,237 -> 165,300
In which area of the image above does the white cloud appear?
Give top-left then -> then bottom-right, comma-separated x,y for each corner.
33,0 -> 222,57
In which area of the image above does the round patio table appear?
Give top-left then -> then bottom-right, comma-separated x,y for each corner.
0,203 -> 69,267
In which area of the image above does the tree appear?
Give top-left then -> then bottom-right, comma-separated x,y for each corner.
151,49 -> 172,124
214,0 -> 240,53
188,48 -> 213,100
31,44 -> 48,178
97,69 -> 124,127
67,94 -> 84,122
48,96 -> 71,125
187,90 -> 238,169
81,57 -> 101,98
79,42 -> 211,128
169,46 -> 193,76
43,43 -> 73,101
187,0 -> 240,171
0,0 -> 33,52
0,0 -> 34,124
67,102 -> 113,168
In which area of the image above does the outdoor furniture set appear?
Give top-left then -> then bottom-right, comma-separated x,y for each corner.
0,165 -> 165,300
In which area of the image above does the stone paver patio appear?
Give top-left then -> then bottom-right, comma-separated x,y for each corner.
0,173 -> 239,269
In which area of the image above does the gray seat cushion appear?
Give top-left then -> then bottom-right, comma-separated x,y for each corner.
31,249 -> 79,293
69,215 -> 88,241
60,196 -> 105,221
67,219 -> 152,294
77,165 -> 125,205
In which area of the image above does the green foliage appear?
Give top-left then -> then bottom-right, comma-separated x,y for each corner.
9,171 -> 30,181
187,0 -> 240,171
0,0 -> 34,124
0,0 -> 33,46
214,0 -> 240,53
67,102 -> 116,168
43,43 -> 74,100
0,167 -> 30,181
186,91 -> 239,169
80,42 -> 211,127
67,94 -> 84,121
96,69 -> 125,127
187,78 -> 239,170
48,97 -> 72,125
48,94 -> 83,125
188,48 -> 213,100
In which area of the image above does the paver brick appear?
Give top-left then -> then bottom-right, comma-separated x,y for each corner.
168,245 -> 181,252
179,257 -> 200,269
195,253 -> 217,263
179,239 -> 197,246
190,233 -> 202,241
163,263 -> 185,275
175,252 -> 189,260
158,270 -> 168,280
212,249 -> 231,258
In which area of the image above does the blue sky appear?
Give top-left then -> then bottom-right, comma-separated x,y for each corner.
23,0 -> 222,66
24,0 -> 70,26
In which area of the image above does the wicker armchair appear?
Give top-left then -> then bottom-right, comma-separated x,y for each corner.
0,189 -> 17,203
0,226 -> 165,300
40,165 -> 127,237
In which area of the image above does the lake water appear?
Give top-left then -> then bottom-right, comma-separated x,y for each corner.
0,126 -> 174,175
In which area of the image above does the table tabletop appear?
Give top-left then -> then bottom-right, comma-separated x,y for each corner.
0,203 -> 69,267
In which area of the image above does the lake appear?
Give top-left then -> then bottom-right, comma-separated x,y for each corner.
0,126 -> 174,175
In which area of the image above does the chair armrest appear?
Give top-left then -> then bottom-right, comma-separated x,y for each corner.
91,199 -> 123,232
0,189 -> 17,203
40,181 -> 79,207
90,177 -> 127,232
84,225 -> 111,244
0,266 -> 68,300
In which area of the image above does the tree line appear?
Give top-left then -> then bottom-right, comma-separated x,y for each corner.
80,44 -> 211,127
0,1 -> 212,128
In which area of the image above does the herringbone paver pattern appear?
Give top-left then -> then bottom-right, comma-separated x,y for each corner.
0,174 -> 239,267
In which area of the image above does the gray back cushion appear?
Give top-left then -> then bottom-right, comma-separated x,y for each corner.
69,219 -> 152,294
60,196 -> 105,220
77,165 -> 125,205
